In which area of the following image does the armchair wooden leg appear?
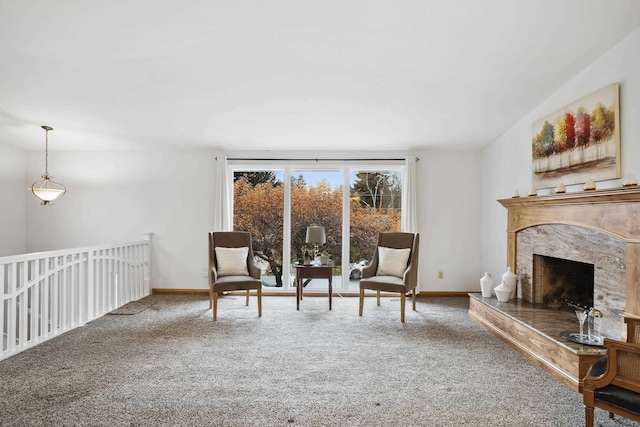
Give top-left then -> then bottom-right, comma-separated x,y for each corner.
246,289 -> 250,306
209,290 -> 213,309
585,406 -> 594,427
412,288 -> 417,311
212,292 -> 218,321
257,288 -> 262,317
376,290 -> 381,306
400,293 -> 406,323
359,289 -> 364,316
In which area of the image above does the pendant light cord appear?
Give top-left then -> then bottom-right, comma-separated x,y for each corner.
44,127 -> 49,176
41,125 -> 53,178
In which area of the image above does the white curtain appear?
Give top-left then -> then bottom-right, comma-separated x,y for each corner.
403,155 -> 419,292
213,155 -> 232,231
402,155 -> 418,233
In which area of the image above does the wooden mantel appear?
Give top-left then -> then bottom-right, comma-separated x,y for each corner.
498,186 -> 640,317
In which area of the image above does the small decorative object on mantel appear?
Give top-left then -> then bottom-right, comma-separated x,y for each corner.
555,182 -> 566,194
583,178 -> 596,191
480,272 -> 493,298
528,187 -> 538,196
622,173 -> 638,187
511,190 -> 520,198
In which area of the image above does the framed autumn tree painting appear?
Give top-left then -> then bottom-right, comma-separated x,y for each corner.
532,83 -> 620,189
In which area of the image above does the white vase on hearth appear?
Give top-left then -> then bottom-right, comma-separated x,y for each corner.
480,272 -> 493,298
502,267 -> 517,299
494,281 -> 511,302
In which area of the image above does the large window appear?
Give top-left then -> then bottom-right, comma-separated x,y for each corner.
348,170 -> 401,290
231,163 -> 403,293
233,171 -> 285,287
291,170 -> 344,290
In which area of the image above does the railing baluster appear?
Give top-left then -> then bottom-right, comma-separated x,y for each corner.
101,249 -> 108,312
80,252 -> 87,323
87,251 -> 94,320
125,245 -> 131,302
52,257 -> 59,333
7,263 -> 16,353
33,263 -> 38,339
68,256 -> 73,327
42,258 -> 50,337
117,246 -> 123,307
29,260 -> 38,342
19,261 -> 27,348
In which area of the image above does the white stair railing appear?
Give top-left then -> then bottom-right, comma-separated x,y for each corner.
1,233 -> 152,361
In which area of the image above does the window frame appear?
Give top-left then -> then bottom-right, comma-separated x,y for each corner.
228,160 -> 405,293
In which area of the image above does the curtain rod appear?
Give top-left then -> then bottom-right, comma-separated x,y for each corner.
216,157 -> 418,162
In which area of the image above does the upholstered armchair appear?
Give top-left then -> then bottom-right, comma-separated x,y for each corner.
583,337 -> 640,426
208,231 -> 262,321
358,232 -> 419,322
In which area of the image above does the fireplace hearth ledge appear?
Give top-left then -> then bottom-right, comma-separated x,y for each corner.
468,293 -> 605,392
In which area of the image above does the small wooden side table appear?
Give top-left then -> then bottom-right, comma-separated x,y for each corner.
294,262 -> 334,310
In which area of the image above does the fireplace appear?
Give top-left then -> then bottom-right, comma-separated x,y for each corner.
468,186 -> 640,392
533,254 -> 594,309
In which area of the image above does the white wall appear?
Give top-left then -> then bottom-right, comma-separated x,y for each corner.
0,141 -> 26,256
24,148 -> 483,292
26,150 -> 216,290
482,27 -> 640,280
418,150 -> 483,292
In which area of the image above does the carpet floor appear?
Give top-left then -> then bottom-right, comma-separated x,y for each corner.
0,294 -> 638,427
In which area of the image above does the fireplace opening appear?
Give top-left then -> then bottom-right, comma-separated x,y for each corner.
533,254 -> 594,309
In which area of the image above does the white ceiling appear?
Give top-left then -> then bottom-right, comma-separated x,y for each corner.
1,0 -> 640,152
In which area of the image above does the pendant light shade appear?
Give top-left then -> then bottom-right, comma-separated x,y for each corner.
30,125 -> 66,205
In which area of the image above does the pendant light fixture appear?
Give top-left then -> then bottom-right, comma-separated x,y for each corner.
30,125 -> 66,205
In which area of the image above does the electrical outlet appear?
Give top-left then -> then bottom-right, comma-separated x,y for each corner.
438,271 -> 444,279
201,268 -> 209,278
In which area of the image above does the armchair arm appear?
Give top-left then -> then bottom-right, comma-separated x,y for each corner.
403,263 -> 418,291
584,339 -> 640,392
585,356 -> 608,378
248,261 -> 261,279
362,262 -> 377,279
361,245 -> 379,279
208,232 -> 218,285
403,233 -> 419,291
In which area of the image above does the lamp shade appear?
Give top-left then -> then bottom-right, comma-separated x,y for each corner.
305,225 -> 326,245
30,175 -> 66,204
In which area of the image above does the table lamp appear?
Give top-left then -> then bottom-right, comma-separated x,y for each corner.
305,225 -> 326,262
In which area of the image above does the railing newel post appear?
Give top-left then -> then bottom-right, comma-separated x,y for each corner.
0,264 -> 5,353
142,233 -> 153,295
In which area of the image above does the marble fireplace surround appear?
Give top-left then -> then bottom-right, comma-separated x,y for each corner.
501,186 -> 640,337
517,224 -> 625,339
